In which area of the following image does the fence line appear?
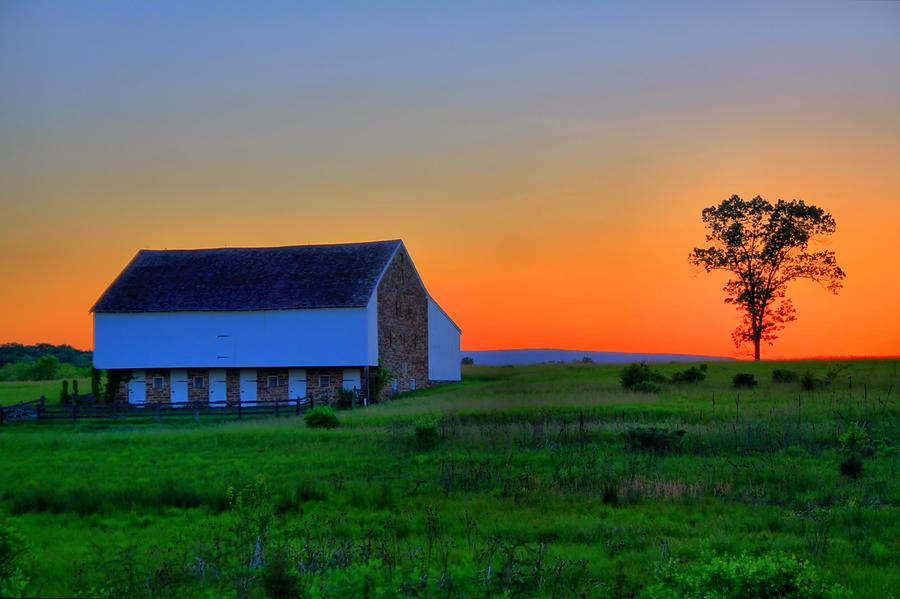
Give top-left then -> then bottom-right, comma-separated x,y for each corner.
0,391 -> 354,426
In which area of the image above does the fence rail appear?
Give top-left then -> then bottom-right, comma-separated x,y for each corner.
0,391 -> 357,426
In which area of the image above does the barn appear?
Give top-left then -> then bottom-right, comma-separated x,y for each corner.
91,240 -> 461,405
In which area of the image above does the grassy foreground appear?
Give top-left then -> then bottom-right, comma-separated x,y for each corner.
0,360 -> 897,597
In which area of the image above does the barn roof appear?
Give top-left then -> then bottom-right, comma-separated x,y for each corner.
91,240 -> 403,313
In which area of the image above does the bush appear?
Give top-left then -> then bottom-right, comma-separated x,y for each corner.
623,427 -> 686,453
801,371 -> 825,391
0,521 -> 25,580
772,369 -> 798,383
838,423 -> 870,479
671,366 -> 706,384
461,356 -> 474,365
631,380 -> 661,394
839,455 -> 863,479
411,418 -> 440,450
305,407 -> 340,429
643,551 -> 849,598
620,362 -> 666,391
732,373 -> 758,388
337,387 -> 359,409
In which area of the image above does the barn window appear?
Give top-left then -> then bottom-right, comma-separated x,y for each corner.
267,375 -> 279,389
193,376 -> 205,389
152,376 -> 164,391
318,374 -> 331,388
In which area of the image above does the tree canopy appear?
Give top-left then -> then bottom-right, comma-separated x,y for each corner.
689,195 -> 845,360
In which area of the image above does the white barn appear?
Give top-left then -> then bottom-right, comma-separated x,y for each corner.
91,240 -> 461,405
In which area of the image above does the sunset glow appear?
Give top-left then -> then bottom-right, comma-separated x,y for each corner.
1,2 -> 899,358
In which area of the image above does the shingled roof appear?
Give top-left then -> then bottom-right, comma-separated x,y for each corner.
91,240 -> 403,313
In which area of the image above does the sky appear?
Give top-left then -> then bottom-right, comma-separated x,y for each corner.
1,1 -> 899,359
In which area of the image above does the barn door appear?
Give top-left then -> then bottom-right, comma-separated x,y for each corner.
171,369 -> 188,406
288,368 -> 307,400
128,370 -> 146,405
209,369 -> 227,406
342,368 -> 361,391
240,369 -> 257,406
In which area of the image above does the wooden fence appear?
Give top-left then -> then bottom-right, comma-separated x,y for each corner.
0,391 -> 357,426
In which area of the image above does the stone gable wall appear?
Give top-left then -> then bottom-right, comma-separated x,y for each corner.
377,247 -> 428,396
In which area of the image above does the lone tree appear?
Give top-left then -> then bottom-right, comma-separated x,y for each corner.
690,195 -> 845,360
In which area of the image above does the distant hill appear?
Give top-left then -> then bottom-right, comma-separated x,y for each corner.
463,348 -> 733,366
0,343 -> 92,368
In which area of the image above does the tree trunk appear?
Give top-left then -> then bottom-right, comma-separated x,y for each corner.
753,336 -> 761,361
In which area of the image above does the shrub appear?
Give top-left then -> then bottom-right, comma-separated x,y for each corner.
461,356 -> 474,365
91,367 -> 102,401
838,423 -> 871,479
631,380 -> 661,394
0,521 -> 25,580
772,369 -> 798,383
623,427 -> 686,453
411,418 -> 440,450
336,387 -> 359,409
620,362 -> 666,391
839,455 -> 863,479
732,373 -> 758,388
671,366 -> 706,384
305,406 -> 340,429
60,379 -> 70,404
372,361 -> 394,401
643,551 -> 849,598
801,371 -> 825,391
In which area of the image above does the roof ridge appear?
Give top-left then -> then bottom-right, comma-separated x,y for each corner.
138,239 -> 402,253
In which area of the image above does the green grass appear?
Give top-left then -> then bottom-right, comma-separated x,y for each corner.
0,378 -> 90,406
0,360 -> 897,597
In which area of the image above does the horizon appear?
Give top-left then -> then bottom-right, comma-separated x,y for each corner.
2,2 -> 899,359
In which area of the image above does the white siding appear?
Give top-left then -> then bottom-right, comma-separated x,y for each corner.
427,297 -> 461,381
366,293 -> 378,366
128,369 -> 146,404
209,369 -> 227,405
240,369 -> 257,405
171,369 -> 188,405
288,368 -> 307,400
93,308 -> 376,369
342,368 -> 361,391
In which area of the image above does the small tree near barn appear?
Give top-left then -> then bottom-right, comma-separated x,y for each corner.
690,195 -> 845,360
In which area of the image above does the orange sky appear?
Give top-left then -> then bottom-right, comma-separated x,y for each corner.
1,3 -> 899,359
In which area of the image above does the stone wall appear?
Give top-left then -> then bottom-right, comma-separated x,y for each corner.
187,369 -> 209,403
256,368 -> 288,403
226,369 -> 241,405
377,246 -> 429,396
146,369 -> 170,403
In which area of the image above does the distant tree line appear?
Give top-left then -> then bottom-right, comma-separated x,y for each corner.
0,343 -> 92,368
0,343 -> 93,382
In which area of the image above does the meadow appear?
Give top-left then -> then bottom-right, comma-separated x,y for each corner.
0,360 -> 897,597
0,378 -> 90,406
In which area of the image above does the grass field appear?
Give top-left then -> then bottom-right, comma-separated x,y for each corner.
0,378 -> 90,406
0,360 -> 897,597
